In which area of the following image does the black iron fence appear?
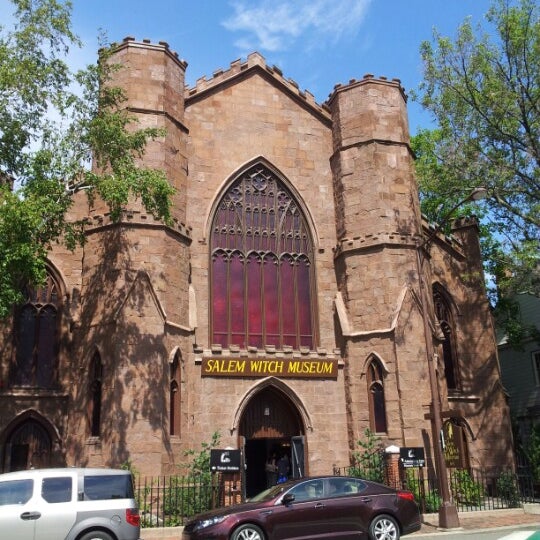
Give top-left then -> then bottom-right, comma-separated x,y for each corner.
334,460 -> 537,514
135,467 -> 537,528
134,475 -> 220,527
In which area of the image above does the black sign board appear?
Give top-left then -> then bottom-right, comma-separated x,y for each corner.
210,449 -> 241,472
399,447 -> 425,468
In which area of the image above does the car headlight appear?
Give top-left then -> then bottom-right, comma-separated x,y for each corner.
194,515 -> 227,531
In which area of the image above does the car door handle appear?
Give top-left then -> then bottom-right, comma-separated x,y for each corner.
361,497 -> 372,503
20,511 -> 41,520
314,503 -> 325,509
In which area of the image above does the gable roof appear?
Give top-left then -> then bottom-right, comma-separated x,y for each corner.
184,51 -> 332,125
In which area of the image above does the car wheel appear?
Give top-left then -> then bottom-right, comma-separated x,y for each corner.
369,514 -> 400,540
230,523 -> 265,540
78,531 -> 114,540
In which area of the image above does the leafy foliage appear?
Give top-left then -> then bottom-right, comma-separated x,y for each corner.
412,0 -> 540,320
168,431 -> 222,520
405,469 -> 441,513
450,469 -> 485,506
349,428 -> 384,483
0,0 -> 174,318
525,424 -> 540,483
496,470 -> 521,508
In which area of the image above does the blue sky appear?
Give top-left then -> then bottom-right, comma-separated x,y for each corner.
4,0 -> 496,134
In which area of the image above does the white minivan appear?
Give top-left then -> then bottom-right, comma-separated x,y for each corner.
0,468 -> 141,540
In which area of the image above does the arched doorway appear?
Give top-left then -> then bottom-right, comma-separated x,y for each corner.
2,418 -> 53,472
239,386 -> 305,497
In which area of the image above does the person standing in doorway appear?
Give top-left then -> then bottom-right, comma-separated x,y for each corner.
265,453 -> 277,487
276,453 -> 289,484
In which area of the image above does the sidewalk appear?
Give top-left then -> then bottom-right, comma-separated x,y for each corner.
412,507 -> 540,536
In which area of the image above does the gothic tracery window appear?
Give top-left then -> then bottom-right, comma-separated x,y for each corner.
210,164 -> 316,350
433,287 -> 460,390
367,359 -> 387,433
12,273 -> 60,388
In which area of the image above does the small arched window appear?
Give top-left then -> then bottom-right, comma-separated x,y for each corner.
170,353 -> 181,437
89,352 -> 102,437
12,273 -> 60,388
367,359 -> 387,433
210,164 -> 316,350
433,288 -> 460,390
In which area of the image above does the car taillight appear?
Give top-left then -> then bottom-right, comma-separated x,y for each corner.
397,490 -> 415,502
126,508 -> 140,527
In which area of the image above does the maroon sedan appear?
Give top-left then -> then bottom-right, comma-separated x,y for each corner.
182,475 -> 421,540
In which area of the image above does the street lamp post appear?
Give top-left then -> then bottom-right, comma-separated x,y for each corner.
415,188 -> 486,529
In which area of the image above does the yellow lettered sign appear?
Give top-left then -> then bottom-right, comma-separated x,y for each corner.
201,357 -> 338,379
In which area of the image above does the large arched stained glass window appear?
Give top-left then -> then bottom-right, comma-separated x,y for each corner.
211,164 -> 316,350
12,274 -> 60,388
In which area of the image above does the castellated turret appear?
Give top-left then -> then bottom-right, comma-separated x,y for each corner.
104,37 -> 189,224
328,75 -> 421,332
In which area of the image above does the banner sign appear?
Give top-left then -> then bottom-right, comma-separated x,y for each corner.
210,449 -> 241,472
400,447 -> 425,468
201,357 -> 338,379
442,422 -> 466,468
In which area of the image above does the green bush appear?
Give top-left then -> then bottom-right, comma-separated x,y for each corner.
450,469 -> 484,506
525,424 -> 540,483
496,470 -> 521,508
405,469 -> 441,513
349,428 -> 384,483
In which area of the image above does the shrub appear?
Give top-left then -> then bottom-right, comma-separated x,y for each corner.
405,469 -> 441,513
450,469 -> 484,506
349,428 -> 384,483
496,470 -> 521,508
525,424 -> 540,483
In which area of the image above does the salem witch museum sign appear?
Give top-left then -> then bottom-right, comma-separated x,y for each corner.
201,358 -> 338,379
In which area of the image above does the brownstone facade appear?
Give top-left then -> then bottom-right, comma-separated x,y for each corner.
0,38 -> 513,492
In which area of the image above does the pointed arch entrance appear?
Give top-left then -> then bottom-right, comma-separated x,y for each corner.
238,384 -> 306,497
1,413 -> 62,472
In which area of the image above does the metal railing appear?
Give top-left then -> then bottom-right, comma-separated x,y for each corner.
135,467 -> 537,527
134,475 -> 220,527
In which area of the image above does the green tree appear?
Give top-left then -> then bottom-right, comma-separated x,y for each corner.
412,0 -> 539,313
525,424 -> 540,483
0,0 -> 174,318
349,428 -> 384,483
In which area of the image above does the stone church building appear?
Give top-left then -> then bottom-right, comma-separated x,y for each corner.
0,38 -> 513,493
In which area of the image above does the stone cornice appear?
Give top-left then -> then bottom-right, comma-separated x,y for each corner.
83,211 -> 192,244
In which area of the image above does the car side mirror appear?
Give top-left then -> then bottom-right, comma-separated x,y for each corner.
281,493 -> 295,506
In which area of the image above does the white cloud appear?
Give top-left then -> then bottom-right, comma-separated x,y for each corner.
223,0 -> 372,53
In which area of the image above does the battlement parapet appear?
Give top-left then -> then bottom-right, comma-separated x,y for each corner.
112,36 -> 188,71
84,210 -> 192,240
326,73 -> 407,105
185,51 -> 330,117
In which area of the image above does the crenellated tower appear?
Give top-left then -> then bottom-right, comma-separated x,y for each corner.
328,75 -> 421,332
67,38 -> 192,473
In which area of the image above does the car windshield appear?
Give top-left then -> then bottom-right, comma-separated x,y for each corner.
248,483 -> 287,502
